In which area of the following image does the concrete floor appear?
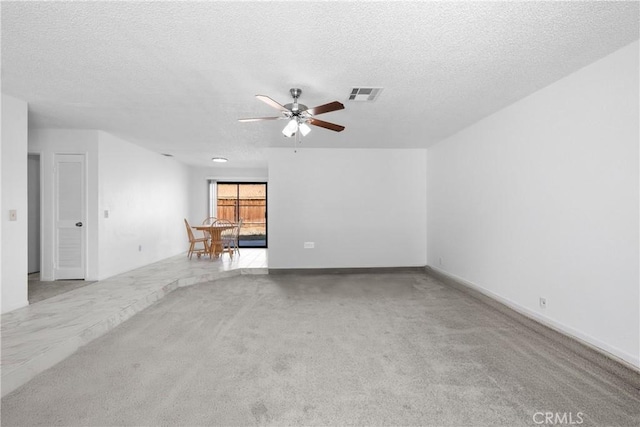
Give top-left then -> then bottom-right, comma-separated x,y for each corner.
2,272 -> 639,426
28,273 -> 96,303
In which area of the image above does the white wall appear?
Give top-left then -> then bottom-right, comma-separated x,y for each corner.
1,94 -> 29,313
267,148 -> 427,269
29,130 -> 191,281
97,132 -> 191,279
188,166 -> 268,226
29,129 -> 100,280
427,41 -> 639,367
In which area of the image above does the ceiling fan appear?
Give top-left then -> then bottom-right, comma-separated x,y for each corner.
239,88 -> 345,137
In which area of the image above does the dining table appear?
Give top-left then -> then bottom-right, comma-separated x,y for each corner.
192,223 -> 236,258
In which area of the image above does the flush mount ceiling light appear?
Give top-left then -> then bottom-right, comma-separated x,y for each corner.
239,88 -> 345,139
211,157 -> 228,163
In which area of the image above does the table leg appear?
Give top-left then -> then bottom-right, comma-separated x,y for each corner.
210,229 -> 222,258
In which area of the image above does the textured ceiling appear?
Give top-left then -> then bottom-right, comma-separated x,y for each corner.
2,1 -> 638,168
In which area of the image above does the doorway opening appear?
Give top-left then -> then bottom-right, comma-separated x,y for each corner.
214,182 -> 267,248
28,154 -> 41,276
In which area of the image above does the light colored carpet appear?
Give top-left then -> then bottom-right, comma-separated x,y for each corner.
2,273 -> 639,426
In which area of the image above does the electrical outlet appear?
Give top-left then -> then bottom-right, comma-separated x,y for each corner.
539,297 -> 547,309
138,245 -> 142,252
104,210 -> 109,219
438,257 -> 443,266
304,242 -> 315,249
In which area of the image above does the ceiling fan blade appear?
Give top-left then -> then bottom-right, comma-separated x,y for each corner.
308,118 -> 345,132
305,101 -> 345,116
238,117 -> 283,122
256,95 -> 290,112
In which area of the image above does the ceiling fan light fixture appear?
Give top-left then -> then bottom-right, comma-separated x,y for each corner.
211,157 -> 228,163
282,119 -> 298,137
299,122 -> 311,136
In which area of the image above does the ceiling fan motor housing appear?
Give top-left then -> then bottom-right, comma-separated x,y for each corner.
284,103 -> 308,115
286,88 -> 306,114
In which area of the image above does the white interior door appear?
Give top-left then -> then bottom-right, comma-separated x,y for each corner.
54,154 -> 86,280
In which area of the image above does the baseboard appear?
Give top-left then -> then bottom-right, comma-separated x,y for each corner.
269,266 -> 427,275
426,266 -> 640,391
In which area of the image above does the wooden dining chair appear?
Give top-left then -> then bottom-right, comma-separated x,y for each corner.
226,218 -> 242,256
184,219 -> 210,259
212,219 -> 235,259
200,217 -> 217,242
202,217 -> 217,225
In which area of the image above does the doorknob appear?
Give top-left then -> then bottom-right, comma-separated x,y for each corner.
75,222 -> 83,227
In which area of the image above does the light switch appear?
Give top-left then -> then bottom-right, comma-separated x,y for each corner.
9,210 -> 17,221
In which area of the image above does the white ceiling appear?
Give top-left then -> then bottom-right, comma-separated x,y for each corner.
2,1 -> 638,169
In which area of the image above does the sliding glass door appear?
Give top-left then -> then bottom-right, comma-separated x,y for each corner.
216,182 -> 267,248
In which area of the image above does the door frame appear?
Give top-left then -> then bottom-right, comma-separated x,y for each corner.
211,181 -> 268,248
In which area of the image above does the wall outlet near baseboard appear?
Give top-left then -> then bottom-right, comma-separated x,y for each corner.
539,297 -> 547,309
304,242 -> 315,249
438,257 -> 443,266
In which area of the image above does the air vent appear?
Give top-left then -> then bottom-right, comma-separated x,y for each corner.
348,87 -> 383,101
